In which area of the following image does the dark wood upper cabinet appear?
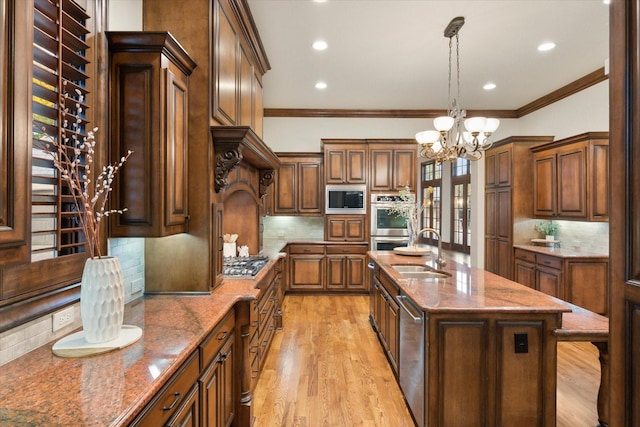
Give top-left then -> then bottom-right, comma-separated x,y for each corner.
107,32 -> 197,237
532,132 -> 609,221
323,142 -> 367,185
484,136 -> 554,280
368,142 -> 417,192
271,153 -> 323,216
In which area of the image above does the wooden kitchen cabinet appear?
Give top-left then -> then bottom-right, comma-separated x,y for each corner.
325,245 -> 368,291
287,243 -> 369,293
484,136 -> 554,279
370,265 -> 400,374
514,247 -> 609,315
368,141 -> 417,192
287,245 -> 325,291
249,262 -> 281,386
532,132 -> 609,221
271,153 -> 323,215
322,141 -> 368,184
325,215 -> 367,241
200,309 -> 235,427
107,32 -> 197,237
131,351 -> 201,426
211,0 -> 268,136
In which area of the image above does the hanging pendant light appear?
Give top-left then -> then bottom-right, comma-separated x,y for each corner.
416,16 -> 500,163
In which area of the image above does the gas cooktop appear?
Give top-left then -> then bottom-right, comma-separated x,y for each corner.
223,255 -> 269,278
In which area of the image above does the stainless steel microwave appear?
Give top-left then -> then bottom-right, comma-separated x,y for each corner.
325,185 -> 366,214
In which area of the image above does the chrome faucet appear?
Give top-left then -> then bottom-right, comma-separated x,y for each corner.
418,227 -> 447,267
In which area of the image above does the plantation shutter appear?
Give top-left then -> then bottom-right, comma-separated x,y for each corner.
32,0 -> 91,260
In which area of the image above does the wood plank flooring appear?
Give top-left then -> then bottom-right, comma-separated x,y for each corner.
253,295 -> 601,427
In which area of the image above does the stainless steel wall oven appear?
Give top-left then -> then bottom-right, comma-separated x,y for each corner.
370,193 -> 414,250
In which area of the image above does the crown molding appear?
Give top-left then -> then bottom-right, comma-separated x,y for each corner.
264,68 -> 608,119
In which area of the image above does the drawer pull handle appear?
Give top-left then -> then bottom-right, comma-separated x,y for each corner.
162,392 -> 181,411
303,249 -> 310,253
217,331 -> 228,341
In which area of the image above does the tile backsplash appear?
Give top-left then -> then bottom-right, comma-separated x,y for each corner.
530,219 -> 609,253
0,238 -> 145,366
262,216 -> 324,250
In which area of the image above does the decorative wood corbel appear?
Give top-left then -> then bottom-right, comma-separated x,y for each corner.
214,143 -> 243,193
259,170 -> 275,198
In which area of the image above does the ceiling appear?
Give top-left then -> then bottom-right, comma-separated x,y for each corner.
247,0 -> 609,112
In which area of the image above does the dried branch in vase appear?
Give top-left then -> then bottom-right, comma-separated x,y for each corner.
36,83 -> 133,259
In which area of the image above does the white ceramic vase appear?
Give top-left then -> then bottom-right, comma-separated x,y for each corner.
80,256 -> 125,344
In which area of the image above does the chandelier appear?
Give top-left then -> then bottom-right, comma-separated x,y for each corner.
415,17 -> 500,162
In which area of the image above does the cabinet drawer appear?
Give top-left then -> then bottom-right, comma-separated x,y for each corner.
200,309 -> 235,368
325,244 -> 367,255
132,351 -> 200,427
514,248 -> 536,263
536,254 -> 563,270
288,245 -> 325,255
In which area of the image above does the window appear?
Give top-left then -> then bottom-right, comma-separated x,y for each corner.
451,157 -> 471,253
32,0 -> 91,261
420,161 -> 441,245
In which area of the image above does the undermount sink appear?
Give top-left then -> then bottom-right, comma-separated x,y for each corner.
391,265 -> 451,279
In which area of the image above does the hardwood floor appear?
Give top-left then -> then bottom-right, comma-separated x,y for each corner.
253,295 -> 601,426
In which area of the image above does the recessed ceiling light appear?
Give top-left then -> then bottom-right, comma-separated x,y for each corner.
603,0 -> 610,4
483,82 -> 496,91
312,40 -> 328,51
312,0 -> 327,3
315,81 -> 327,89
538,42 -> 556,52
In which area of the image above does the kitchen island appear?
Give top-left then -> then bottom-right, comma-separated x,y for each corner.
0,254 -> 285,426
368,250 -> 571,427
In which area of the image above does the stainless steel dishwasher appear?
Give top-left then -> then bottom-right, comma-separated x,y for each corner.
396,294 -> 425,427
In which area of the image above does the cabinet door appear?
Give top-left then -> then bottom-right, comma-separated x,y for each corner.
239,46 -> 253,128
220,337 -> 235,427
346,255 -> 367,291
213,0 -> 239,125
289,255 -> 324,290
326,256 -> 346,289
325,215 -> 366,241
200,353 -> 221,427
496,239 -> 513,280
325,148 -> 346,184
165,68 -> 189,228
485,237 -> 497,274
298,162 -> 322,213
386,296 -> 399,373
556,144 -> 587,218
346,148 -> 367,184
514,259 -> 536,289
589,141 -> 609,221
536,265 -> 563,298
370,149 -> 393,191
393,149 -> 416,191
496,188 -> 511,240
485,152 -> 497,187
485,189 -> 497,239
496,147 -> 512,186
213,203 -> 224,289
533,153 -> 556,217
167,385 -> 200,427
273,163 -> 296,214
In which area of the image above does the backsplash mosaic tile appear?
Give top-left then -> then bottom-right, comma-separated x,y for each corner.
0,238 -> 145,366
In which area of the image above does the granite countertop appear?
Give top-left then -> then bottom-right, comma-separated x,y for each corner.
0,254 -> 284,426
513,244 -> 608,258
368,251 -> 571,315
